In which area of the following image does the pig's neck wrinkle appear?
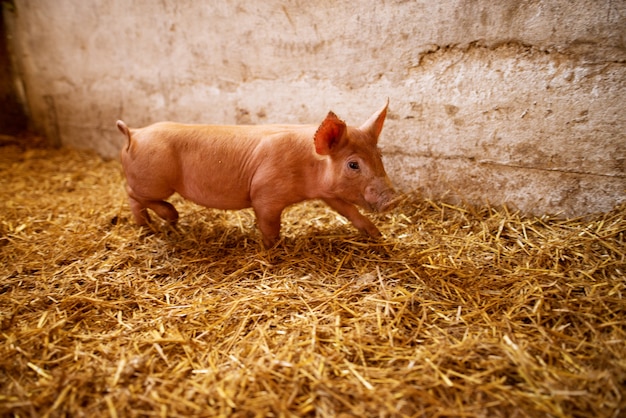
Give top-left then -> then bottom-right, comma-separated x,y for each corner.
309,158 -> 338,199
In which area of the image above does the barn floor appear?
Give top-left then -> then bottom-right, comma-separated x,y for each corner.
1,144 -> 625,417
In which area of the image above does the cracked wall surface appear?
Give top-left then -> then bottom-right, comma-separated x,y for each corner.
5,0 -> 625,215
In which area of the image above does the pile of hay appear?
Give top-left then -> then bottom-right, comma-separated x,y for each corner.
1,144 -> 625,417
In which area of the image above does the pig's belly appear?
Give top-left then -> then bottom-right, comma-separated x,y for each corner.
176,177 -> 253,211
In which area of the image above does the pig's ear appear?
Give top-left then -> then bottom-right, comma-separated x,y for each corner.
360,99 -> 389,142
314,111 -> 346,155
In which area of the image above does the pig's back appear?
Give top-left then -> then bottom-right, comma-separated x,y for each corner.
125,122 -> 316,210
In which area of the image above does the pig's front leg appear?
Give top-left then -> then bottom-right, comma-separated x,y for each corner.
322,198 -> 382,238
253,205 -> 284,248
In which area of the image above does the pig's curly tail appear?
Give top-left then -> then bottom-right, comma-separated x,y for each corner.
116,120 -> 132,151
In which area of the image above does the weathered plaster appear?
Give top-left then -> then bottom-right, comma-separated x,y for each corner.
4,0 -> 625,215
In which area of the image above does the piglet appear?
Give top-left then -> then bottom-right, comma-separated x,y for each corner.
116,101 -> 397,248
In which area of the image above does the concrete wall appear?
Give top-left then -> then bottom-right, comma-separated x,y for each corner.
4,0 -> 625,216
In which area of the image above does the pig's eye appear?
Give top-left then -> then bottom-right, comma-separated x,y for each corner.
348,161 -> 360,171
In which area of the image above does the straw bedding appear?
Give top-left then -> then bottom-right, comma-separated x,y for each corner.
1,143 -> 625,417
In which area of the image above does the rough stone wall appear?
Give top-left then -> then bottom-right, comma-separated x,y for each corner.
4,0 -> 625,216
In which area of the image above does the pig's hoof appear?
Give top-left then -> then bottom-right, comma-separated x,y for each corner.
262,237 -> 280,249
369,233 -> 382,240
365,226 -> 382,239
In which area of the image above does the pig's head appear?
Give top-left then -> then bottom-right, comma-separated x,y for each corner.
314,101 -> 397,212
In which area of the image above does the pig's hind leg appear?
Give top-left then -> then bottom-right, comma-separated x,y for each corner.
127,186 -> 179,226
128,196 -> 151,225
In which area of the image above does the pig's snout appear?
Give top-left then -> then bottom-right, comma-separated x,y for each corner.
365,182 -> 399,213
